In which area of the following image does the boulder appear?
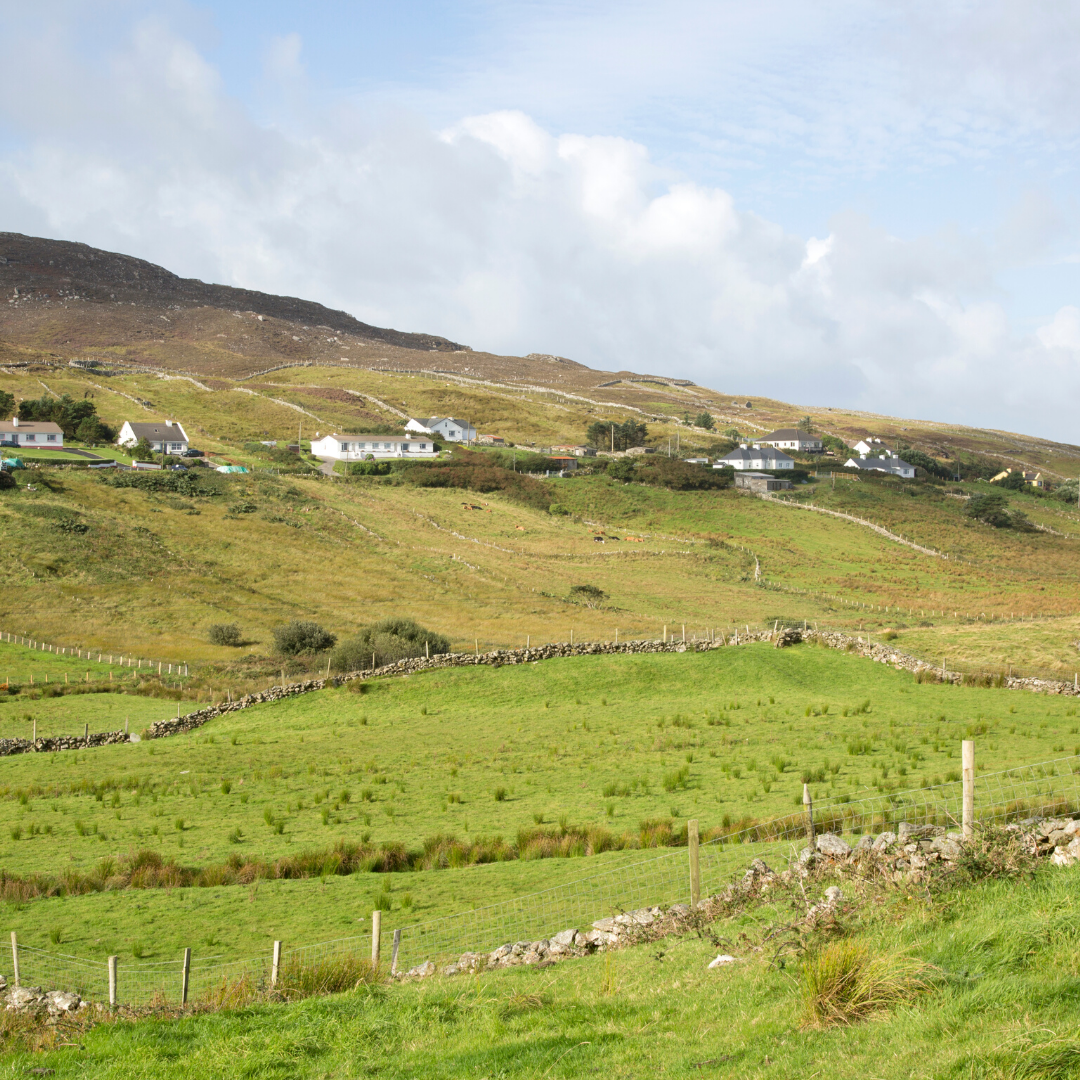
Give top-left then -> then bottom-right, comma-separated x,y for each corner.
872,831 -> 897,852
45,990 -> 80,1015
5,986 -> 45,1012
1050,848 -> 1078,867
816,833 -> 851,858
406,961 -> 436,979
667,904 -> 691,918
929,836 -> 963,860
852,835 -> 874,855
1048,830 -> 1073,848
591,918 -> 617,932
551,928 -> 577,948
441,963 -> 460,977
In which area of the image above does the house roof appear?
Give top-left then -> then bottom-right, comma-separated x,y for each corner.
721,446 -> 794,462
763,428 -> 821,441
0,420 -> 63,434
846,455 -> 914,472
123,421 -> 189,442
320,433 -> 427,443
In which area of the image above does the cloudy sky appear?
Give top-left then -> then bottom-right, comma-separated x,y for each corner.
1,2 -> 1078,440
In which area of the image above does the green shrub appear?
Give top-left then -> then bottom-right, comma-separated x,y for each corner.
332,618 -> 449,672
208,623 -> 242,647
273,620 -> 337,655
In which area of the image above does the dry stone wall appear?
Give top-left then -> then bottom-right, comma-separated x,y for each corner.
3,628 -> 1077,759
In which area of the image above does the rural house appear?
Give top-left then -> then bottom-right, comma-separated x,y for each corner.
991,468 -> 1045,489
310,433 -> 437,461
404,418 -> 477,442
715,445 -> 795,471
552,444 -> 596,457
758,428 -> 823,453
0,417 -> 64,448
117,420 -> 190,455
853,439 -> 882,455
844,454 -> 916,479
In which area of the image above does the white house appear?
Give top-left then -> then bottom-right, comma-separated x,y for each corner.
404,417 -> 477,442
715,446 -> 795,470
758,428 -> 822,453
844,455 -> 916,479
310,433 -> 438,461
117,420 -> 190,455
0,418 -> 64,448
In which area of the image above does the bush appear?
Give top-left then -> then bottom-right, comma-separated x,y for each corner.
348,461 -> 392,476
694,412 -> 714,430
569,584 -> 607,609
587,419 -> 647,451
273,620 -> 337,656
398,450 -> 552,512
0,390 -> 14,421
208,623 -> 242,647
332,618 -> 450,672
607,459 -> 636,483
0,469 -> 16,492
636,457 -> 731,491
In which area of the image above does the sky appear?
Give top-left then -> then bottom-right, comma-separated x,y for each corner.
0,1 -> 1078,441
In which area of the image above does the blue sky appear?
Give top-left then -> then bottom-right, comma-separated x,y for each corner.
1,1 -> 1078,439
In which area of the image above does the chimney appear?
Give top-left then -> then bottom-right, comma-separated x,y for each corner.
12,417 -> 18,428
166,420 -> 173,427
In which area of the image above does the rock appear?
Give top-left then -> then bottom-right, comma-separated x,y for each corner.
5,986 -> 45,1012
1051,848 -> 1078,867
852,835 -> 874,854
668,904 -> 691,917
45,990 -> 80,1015
441,964 -> 460,977
898,823 -> 944,840
798,847 -> 818,866
458,953 -> 482,971
816,833 -> 851,858
551,928 -> 577,948
746,858 -> 772,877
1048,830 -> 1073,848
523,950 -> 543,965
627,909 -> 655,926
929,836 -> 963,860
823,886 -> 842,903
872,831 -> 897,852
488,944 -> 512,963
406,961 -> 436,979
707,955 -> 740,968
573,932 -> 589,948
591,918 -> 617,932
0,976 -> 6,992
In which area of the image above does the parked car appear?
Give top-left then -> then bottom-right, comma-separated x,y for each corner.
182,448 -> 204,458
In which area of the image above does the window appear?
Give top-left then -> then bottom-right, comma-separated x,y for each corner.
170,443 -> 182,451
340,442 -> 350,452
47,434 -> 57,442
24,433 -> 35,442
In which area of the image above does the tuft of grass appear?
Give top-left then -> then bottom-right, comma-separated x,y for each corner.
493,786 -> 508,801
800,941 -> 929,1028
276,952 -> 382,1000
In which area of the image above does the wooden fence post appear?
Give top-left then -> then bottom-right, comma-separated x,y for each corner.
371,910 -> 382,967
391,929 -> 401,976
181,947 -> 191,1005
108,955 -> 118,1008
271,941 -> 282,989
687,819 -> 700,908
962,740 -> 975,841
803,784 -> 816,845
11,932 -> 19,988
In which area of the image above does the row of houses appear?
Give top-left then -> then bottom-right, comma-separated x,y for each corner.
0,418 -> 192,454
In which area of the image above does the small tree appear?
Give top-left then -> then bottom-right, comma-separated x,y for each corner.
129,437 -> 156,462
273,620 -> 337,655
798,415 -> 814,433
965,492 -> 1011,528
695,412 -> 715,431
208,623 -> 243,647
75,416 -> 113,447
0,390 -> 14,421
331,618 -> 450,671
569,584 -> 607,609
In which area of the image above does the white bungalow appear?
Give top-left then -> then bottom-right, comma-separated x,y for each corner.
404,418 -> 477,442
715,446 -> 795,471
0,418 -> 64,448
844,455 -> 916,479
117,420 -> 190,455
310,433 -> 438,461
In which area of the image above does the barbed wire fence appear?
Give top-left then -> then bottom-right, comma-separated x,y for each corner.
7,746 -> 1080,1007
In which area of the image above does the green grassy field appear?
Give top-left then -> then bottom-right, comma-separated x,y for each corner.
1,644 -> 1077,965
5,859 -> 1080,1078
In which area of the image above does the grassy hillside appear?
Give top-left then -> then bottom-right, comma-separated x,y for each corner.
1,644 -> 1077,963
5,855 -> 1080,1078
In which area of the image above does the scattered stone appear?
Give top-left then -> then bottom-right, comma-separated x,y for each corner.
872,831 -> 897,852
404,961 -> 435,979
551,929 -> 577,947
816,833 -> 852,858
45,990 -> 80,1015
707,955 -> 740,968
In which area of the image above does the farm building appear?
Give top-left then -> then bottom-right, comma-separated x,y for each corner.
310,433 -> 437,461
0,418 -> 64,447
117,420 -> 189,455
734,471 -> 793,492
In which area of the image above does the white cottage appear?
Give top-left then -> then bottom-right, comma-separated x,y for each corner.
310,433 -> 438,461
715,446 -> 795,471
117,420 -> 190,455
404,418 -> 477,442
0,418 -> 64,448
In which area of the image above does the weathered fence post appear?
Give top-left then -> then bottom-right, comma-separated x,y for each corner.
803,784 -> 816,845
84,723 -> 89,745
391,929 -> 401,976
271,941 -> 282,989
11,932 -> 19,988
108,955 -> 118,1008
181,947 -> 191,1005
371,910 -> 382,967
962,740 -> 975,841
687,819 -> 700,908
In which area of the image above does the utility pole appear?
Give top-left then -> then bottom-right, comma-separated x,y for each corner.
611,424 -> 615,453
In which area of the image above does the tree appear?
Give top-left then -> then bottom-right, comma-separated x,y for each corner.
569,584 -> 607,608
695,412 -> 715,431
997,470 -> 1028,491
798,415 -> 814,433
820,434 -> 850,456
331,617 -> 450,671
586,419 -> 648,452
17,393 -> 100,438
965,492 -> 1012,528
606,459 -> 636,483
129,437 -> 156,462
272,620 -> 337,655
75,416 -> 113,447
0,390 -> 14,421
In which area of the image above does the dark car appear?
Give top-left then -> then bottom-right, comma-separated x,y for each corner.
182,448 -> 205,458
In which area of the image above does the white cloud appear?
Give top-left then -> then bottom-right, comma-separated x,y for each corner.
0,11 -> 1077,442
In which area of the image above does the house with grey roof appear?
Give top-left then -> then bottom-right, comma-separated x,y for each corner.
715,445 -> 795,471
844,454 -> 915,479
758,428 -> 822,453
404,418 -> 477,442
117,420 -> 190,455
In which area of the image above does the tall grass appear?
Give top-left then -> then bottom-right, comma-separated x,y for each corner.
276,953 -> 381,1001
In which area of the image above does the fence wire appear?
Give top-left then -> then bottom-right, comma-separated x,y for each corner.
6,752 -> 1080,1004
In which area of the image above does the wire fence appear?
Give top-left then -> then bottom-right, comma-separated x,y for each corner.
7,748 -> 1080,1006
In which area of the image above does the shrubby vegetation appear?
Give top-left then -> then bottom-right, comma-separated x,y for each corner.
0,388 -> 14,420
208,623 -> 243,647
17,392 -> 114,441
272,620 -> 337,656
397,450 -> 553,512
964,492 -> 1035,530
331,617 -> 450,671
586,419 -> 647,451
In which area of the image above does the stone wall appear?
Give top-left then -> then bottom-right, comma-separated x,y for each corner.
3,627 -> 1076,758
